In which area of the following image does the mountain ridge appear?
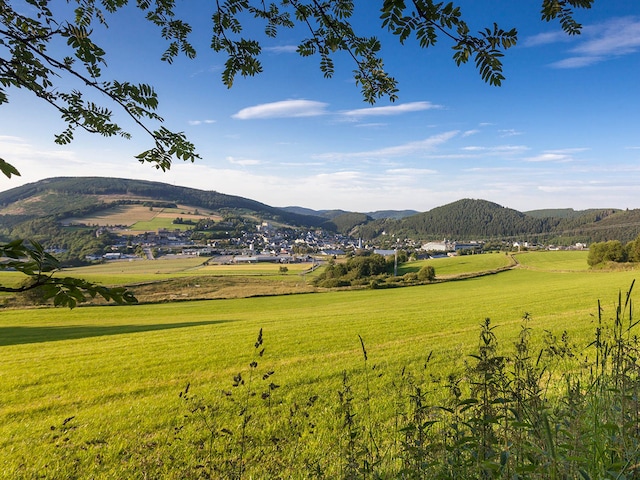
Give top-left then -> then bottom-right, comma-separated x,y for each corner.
1,177 -> 639,244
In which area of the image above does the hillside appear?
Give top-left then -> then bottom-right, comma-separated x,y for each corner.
355,200 -> 640,244
2,178 -> 640,245
0,177 -> 326,228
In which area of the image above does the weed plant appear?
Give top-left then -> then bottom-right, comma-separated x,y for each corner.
163,281 -> 640,479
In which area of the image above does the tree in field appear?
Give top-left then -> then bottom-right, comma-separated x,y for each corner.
418,264 -> 436,281
587,240 -> 627,267
625,235 -> 640,263
0,0 -> 596,306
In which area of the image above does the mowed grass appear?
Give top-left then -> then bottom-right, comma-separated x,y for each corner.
60,257 -> 209,284
198,262 -> 316,276
515,249 -> 591,271
65,204 -> 157,226
57,259 -> 317,286
399,251 -> 513,277
66,204 -> 220,228
131,216 -> 192,232
1,251 -> 639,476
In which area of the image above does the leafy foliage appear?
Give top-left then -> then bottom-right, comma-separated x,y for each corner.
0,239 -> 136,307
1,0 -> 595,178
588,234 -> 640,266
0,0 -> 199,176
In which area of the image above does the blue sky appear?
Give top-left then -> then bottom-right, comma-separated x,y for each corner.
1,1 -> 640,212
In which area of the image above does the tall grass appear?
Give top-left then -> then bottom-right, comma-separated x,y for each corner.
162,281 -> 640,478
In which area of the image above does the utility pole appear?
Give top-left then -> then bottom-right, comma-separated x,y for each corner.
394,238 -> 398,276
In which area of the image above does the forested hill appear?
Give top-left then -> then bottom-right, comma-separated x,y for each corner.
1,178 -> 640,244
355,199 -> 637,244
0,177 -> 325,228
394,199 -> 555,239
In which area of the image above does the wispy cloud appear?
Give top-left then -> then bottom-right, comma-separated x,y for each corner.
341,101 -> 441,118
461,145 -> 530,156
526,16 -> 640,68
0,136 -> 76,161
354,123 -> 388,128
524,31 -> 572,48
462,129 -> 480,137
226,156 -> 262,166
188,119 -> 216,126
499,129 -> 523,137
313,131 -> 459,161
524,148 -> 587,163
386,168 -> 437,175
263,45 -> 298,54
525,153 -> 573,163
232,99 -> 329,119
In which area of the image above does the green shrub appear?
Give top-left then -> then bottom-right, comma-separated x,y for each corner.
318,278 -> 350,288
417,264 -> 436,281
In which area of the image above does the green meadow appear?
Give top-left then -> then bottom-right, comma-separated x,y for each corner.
1,251 -> 638,477
130,217 -> 193,231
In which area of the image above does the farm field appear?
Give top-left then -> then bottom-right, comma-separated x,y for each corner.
400,251 -> 515,277
514,249 -> 590,271
1,251 -> 638,477
64,204 -> 219,230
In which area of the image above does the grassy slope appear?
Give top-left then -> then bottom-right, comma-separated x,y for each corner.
0,251 -> 636,476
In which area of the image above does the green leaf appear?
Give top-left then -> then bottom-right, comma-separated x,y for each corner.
0,158 -> 21,178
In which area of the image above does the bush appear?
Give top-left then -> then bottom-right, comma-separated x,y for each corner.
403,272 -> 418,282
318,278 -> 351,288
417,265 -> 436,281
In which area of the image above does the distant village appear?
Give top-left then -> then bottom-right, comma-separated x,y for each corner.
88,221 -> 588,264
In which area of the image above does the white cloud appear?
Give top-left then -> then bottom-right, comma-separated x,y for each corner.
499,129 -> 523,137
0,136 -> 76,161
527,17 -> 640,69
264,45 -> 298,54
462,129 -> 480,137
526,153 -> 574,163
550,56 -> 604,69
386,168 -> 437,175
341,101 -> 441,118
313,131 -> 459,161
188,119 -> 216,126
525,148 -> 587,163
576,17 -> 640,56
278,162 -> 326,167
354,123 -> 388,128
524,31 -> 570,47
226,156 -> 262,166
526,153 -> 572,163
0,135 -> 24,142
232,99 -> 329,119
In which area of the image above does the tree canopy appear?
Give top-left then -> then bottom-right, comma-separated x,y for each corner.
1,0 -> 595,178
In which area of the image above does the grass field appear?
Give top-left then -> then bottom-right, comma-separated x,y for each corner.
400,251 -> 514,277
130,217 -> 193,232
65,204 -> 220,229
514,249 -> 590,271
1,251 -> 638,477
